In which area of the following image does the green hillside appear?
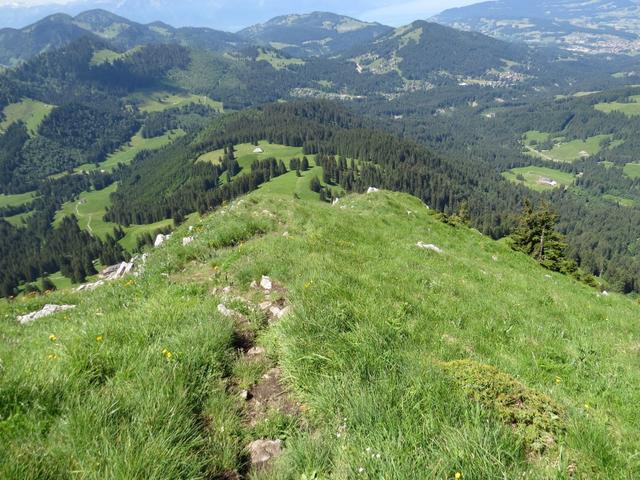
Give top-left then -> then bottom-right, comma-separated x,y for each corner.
2,189 -> 638,478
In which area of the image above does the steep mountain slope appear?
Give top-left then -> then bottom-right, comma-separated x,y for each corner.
434,0 -> 640,54
238,12 -> 392,57
1,187 -> 638,477
0,9 -> 245,67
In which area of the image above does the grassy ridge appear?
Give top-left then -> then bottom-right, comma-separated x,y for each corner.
2,189 -> 638,478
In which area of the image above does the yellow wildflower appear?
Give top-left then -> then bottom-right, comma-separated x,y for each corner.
555,376 -> 562,384
96,335 -> 104,342
162,349 -> 173,360
455,473 -> 462,480
48,353 -> 58,360
49,334 -> 58,342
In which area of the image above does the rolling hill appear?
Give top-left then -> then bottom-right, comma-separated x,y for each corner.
434,0 -> 640,55
348,20 -> 531,86
238,11 -> 392,57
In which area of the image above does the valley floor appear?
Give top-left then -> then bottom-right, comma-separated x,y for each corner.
1,190 -> 638,479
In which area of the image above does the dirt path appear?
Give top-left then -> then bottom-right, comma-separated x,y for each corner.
524,145 -> 557,162
74,201 -> 94,235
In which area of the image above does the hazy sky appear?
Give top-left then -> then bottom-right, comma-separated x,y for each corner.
0,0 -> 480,29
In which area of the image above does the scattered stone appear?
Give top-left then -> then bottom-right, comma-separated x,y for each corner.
417,242 -> 444,254
260,276 -> 272,291
240,390 -> 252,401
248,439 -> 282,468
269,305 -> 291,321
182,236 -> 194,246
154,233 -> 170,248
332,198 -> 340,206
282,231 -> 289,237
247,346 -> 266,357
367,187 -> 379,194
602,290 -> 610,297
250,280 -> 258,289
259,301 -> 272,311
188,225 -> 194,232
18,304 -> 76,325
75,280 -> 105,292
492,255 -> 499,262
222,286 -> 232,294
217,304 -> 235,317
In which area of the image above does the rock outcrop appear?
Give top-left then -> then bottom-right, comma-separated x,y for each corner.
17,304 -> 75,325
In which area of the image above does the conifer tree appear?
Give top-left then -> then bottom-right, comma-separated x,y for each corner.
511,200 -> 568,272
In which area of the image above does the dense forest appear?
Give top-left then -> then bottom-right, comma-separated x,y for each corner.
1,28 -> 640,296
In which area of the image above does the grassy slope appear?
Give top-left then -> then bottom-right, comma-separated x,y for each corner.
0,191 -> 35,209
198,141 -> 305,167
523,131 -> 620,163
53,184 -> 175,250
74,129 -> 186,173
1,189 -> 638,479
624,162 -> 640,179
0,99 -> 54,135
134,91 -> 223,113
502,166 -> 574,192
594,95 -> 640,116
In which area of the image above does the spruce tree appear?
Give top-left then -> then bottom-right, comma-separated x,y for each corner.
511,201 -> 568,272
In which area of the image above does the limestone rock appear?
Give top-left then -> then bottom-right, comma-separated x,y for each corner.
269,305 -> 291,320
248,439 -> 282,468
18,304 -> 76,325
417,242 -> 444,254
154,234 -> 170,248
260,276 -> 272,291
182,236 -> 194,246
367,187 -> 379,194
247,346 -> 266,357
217,304 -> 235,317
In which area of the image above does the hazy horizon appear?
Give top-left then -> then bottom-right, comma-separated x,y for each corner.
0,0 -> 480,31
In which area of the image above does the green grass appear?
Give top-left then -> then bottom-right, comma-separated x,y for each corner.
4,211 -> 33,226
524,133 -> 620,163
198,141 -> 305,166
256,49 -> 305,70
0,98 -> 54,135
133,91 -> 223,113
74,129 -> 185,173
54,184 -> 119,238
602,194 -> 636,207
90,46 -> 143,66
198,141 -> 311,185
90,49 -> 123,65
594,95 -> 640,116
0,191 -> 35,209
3,188 -> 638,478
502,166 -> 575,192
623,162 -> 640,179
118,219 -> 175,251
53,184 -> 177,250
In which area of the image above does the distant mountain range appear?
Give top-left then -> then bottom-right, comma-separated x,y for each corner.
434,0 -> 640,54
0,10 -> 394,67
0,9 -> 244,67
238,12 -> 392,57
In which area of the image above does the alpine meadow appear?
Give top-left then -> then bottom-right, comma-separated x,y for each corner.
0,1 -> 639,479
